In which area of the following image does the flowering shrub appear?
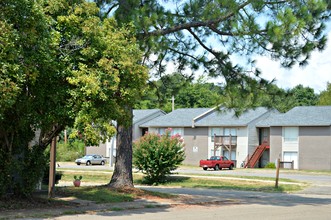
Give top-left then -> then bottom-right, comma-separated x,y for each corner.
133,128 -> 185,184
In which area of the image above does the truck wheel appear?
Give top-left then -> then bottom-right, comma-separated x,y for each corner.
229,164 -> 234,170
203,167 -> 207,171
214,164 -> 220,171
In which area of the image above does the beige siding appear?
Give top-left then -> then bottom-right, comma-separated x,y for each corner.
299,127 -> 331,170
183,128 -> 209,166
270,127 -> 282,163
86,143 -> 107,157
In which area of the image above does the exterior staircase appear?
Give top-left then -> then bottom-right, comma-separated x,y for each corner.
244,142 -> 269,168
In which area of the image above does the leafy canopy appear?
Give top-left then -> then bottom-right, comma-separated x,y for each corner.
0,0 -> 147,196
318,82 -> 331,105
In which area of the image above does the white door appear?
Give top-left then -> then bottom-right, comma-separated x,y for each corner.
283,152 -> 298,169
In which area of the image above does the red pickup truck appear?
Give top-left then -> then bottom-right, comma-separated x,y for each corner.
199,156 -> 234,171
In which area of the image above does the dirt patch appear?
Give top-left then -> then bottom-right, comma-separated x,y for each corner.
0,193 -> 76,212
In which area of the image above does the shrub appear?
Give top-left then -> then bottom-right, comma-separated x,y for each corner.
265,162 -> 276,169
56,140 -> 85,162
133,128 -> 185,184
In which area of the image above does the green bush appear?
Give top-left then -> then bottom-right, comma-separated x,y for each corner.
265,162 -> 276,169
56,140 -> 85,162
133,128 -> 185,184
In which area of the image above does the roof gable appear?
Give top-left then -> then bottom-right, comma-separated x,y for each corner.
141,108 -> 211,127
194,107 -> 270,127
133,109 -> 166,124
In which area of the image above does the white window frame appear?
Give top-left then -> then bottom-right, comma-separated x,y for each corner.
283,127 -> 298,143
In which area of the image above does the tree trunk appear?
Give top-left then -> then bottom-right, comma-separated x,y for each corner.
108,112 -> 134,188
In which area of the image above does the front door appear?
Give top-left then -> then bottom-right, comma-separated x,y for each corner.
283,152 -> 298,169
259,128 -> 270,145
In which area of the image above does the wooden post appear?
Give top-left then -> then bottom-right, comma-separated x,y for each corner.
275,158 -> 280,188
48,137 -> 57,198
64,129 -> 67,144
171,95 -> 175,112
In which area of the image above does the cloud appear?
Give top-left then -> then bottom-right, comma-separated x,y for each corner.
256,32 -> 331,93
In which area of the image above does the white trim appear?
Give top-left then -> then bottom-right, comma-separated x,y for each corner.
192,107 -> 217,128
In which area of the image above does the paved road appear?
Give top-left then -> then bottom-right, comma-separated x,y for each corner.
55,201 -> 331,220
51,186 -> 331,220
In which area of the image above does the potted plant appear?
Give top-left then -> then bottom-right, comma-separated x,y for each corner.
73,175 -> 82,187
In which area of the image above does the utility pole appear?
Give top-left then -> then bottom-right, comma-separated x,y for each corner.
171,95 -> 175,111
64,129 -> 67,144
48,137 -> 57,198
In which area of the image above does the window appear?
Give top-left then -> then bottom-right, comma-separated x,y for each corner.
158,128 -> 166,135
223,150 -> 236,160
283,127 -> 298,143
210,149 -> 221,156
158,128 -> 183,136
223,128 -> 237,145
211,128 -> 221,142
224,128 -> 237,136
222,156 -> 229,161
172,128 -> 184,136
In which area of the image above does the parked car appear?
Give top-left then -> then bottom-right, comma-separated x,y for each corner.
199,155 -> 234,171
75,155 -> 106,166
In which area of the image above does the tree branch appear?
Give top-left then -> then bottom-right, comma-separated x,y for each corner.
139,1 -> 251,37
186,28 -> 227,67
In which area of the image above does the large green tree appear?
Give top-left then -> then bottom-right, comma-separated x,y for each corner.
94,0 -> 331,188
318,82 -> 331,105
0,0 -> 147,196
135,74 -> 223,112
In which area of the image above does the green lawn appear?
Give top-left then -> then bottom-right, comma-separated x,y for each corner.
57,168 -> 306,204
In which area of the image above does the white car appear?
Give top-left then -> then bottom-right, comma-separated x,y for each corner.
75,155 -> 106,166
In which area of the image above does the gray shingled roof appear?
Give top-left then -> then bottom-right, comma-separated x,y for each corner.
141,108 -> 211,127
256,106 -> 331,127
194,107 -> 269,126
141,107 -> 270,127
133,109 -> 165,124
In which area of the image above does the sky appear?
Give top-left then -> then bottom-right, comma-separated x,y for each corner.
174,29 -> 331,94
161,2 -> 331,94
255,31 -> 331,93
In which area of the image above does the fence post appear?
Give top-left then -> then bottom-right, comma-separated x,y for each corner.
275,158 -> 280,188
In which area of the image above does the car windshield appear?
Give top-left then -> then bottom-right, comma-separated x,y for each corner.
82,155 -> 92,159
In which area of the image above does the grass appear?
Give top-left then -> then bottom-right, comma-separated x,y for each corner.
58,169 -> 305,194
134,175 -> 305,193
57,186 -> 135,203
60,170 -> 112,183
179,172 -> 298,183
56,185 -> 175,204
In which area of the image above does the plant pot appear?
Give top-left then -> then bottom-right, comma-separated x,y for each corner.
73,180 -> 81,187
